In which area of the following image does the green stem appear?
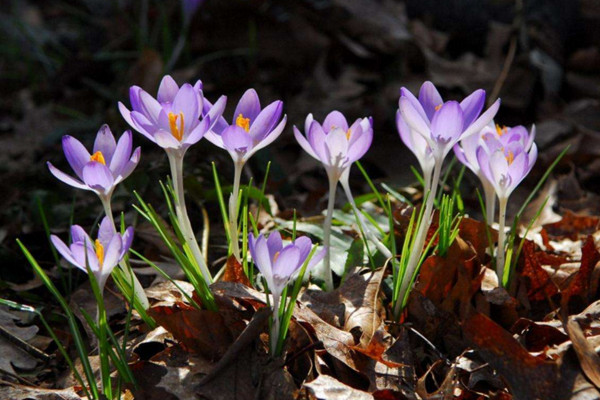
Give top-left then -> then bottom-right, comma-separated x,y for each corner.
497,196 -> 508,284
483,180 -> 496,226
168,153 -> 212,284
101,199 -> 149,309
228,161 -> 244,261
340,178 -> 392,260
270,293 -> 281,356
323,174 -> 338,291
394,160 -> 442,317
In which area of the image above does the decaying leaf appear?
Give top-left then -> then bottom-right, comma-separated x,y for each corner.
566,317 -> 600,389
304,374 -> 374,400
0,307 -> 40,375
223,255 -> 251,287
520,240 -> 559,302
0,383 -> 81,400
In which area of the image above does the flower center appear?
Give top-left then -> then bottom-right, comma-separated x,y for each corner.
90,151 -> 106,165
495,124 -> 508,136
168,112 -> 185,141
505,150 -> 514,165
236,114 -> 250,132
94,239 -> 105,266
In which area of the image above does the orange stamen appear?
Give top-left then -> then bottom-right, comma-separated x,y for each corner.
95,239 -> 105,266
346,129 -> 352,140
168,112 -> 185,141
90,151 -> 106,165
236,114 -> 250,132
434,104 -> 443,111
505,151 -> 514,165
495,124 -> 508,136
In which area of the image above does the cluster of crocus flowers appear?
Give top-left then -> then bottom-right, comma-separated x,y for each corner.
204,89 -> 287,260
294,111 -> 376,290
120,75 -> 227,284
394,81 -> 500,316
47,125 -> 148,308
51,217 -> 134,294
248,231 -> 325,355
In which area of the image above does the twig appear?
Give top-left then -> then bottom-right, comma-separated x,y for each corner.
0,324 -> 51,362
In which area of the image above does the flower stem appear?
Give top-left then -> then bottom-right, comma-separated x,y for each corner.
483,181 -> 496,226
228,162 -> 244,261
496,196 -> 508,284
101,198 -> 150,309
323,174 -> 338,291
394,161 -> 442,317
270,293 -> 281,356
340,178 -> 393,260
168,154 -> 212,285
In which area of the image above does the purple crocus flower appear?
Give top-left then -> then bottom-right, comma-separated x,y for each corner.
248,231 -> 324,297
476,132 -> 538,201
396,109 -> 435,188
119,75 -> 226,156
398,81 -> 500,162
51,217 -> 134,292
294,111 -> 373,182
204,89 -> 287,165
47,125 -> 141,201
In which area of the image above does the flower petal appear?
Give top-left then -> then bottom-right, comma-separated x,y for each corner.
234,89 -> 261,123
272,245 -> 301,280
47,162 -> 92,191
294,236 -> 312,265
102,234 -> 123,275
50,235 -> 81,269
205,95 -> 227,132
249,115 -> 287,155
294,125 -> 319,160
248,100 -> 283,142
266,231 -> 283,259
62,136 -> 91,180
109,130 -> 133,175
322,111 -> 349,132
461,99 -> 501,140
138,90 -> 163,124
430,101 -> 464,147
347,127 -> 372,163
97,216 -> 116,246
93,125 -> 117,164
399,97 -> 431,139
154,129 -> 182,149
172,83 -> 199,131
82,162 -> 115,194
460,89 -> 485,127
418,81 -> 444,121
157,75 -> 180,104
222,125 -> 252,153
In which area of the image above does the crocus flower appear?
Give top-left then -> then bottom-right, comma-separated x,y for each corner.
475,130 -> 537,282
47,125 -> 141,202
398,81 -> 500,162
396,109 -> 435,190
119,75 -> 226,157
204,88 -> 287,165
476,134 -> 538,201
248,231 -> 325,354
294,111 -> 373,182
51,217 -> 134,292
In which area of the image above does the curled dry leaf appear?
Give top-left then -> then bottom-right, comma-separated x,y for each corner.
304,374 -> 374,400
562,235 -> 600,308
519,240 -> 559,302
566,317 -> 600,389
544,211 -> 600,241
223,255 -> 251,287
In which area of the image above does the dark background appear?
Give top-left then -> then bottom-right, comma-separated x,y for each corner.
2,0 -> 600,283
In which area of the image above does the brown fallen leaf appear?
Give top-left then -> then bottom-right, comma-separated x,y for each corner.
304,374 -> 374,400
223,254 -> 251,287
0,383 -> 81,400
0,307 -> 41,375
544,211 -> 600,240
562,235 -> 600,308
566,317 -> 600,390
350,329 -> 406,369
148,302 -> 237,360
519,240 -> 559,302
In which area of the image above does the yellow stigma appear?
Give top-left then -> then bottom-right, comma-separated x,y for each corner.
236,113 -> 250,132
168,112 -> 185,141
434,104 -> 443,111
94,239 -> 105,266
346,129 -> 352,140
495,124 -> 508,136
90,151 -> 106,165
505,150 -> 514,165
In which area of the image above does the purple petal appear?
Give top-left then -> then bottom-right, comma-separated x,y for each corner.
347,127 -> 372,163
205,95 -> 227,132
157,75 -> 180,104
154,130 -> 182,149
62,136 -> 91,180
172,84 -> 199,131
460,89 -> 485,127
93,125 -> 117,164
116,147 -> 141,183
476,147 -> 494,186
430,101 -> 464,146
307,121 -> 329,164
418,81 -> 444,121
233,89 -> 261,123
307,246 -> 327,272
325,129 -> 350,164
98,216 -> 116,246
118,102 -> 136,130
130,111 -> 159,143
82,162 -> 115,194
272,245 -> 301,279
400,87 -> 429,124
47,162 -> 92,191
250,115 -> 287,154
102,234 -> 123,273
294,125 -> 319,160
109,130 -> 133,175
50,235 -> 81,269
222,125 -> 252,153
129,86 -> 142,112
461,99 -> 501,140
266,231 -> 283,259
70,242 -> 100,273
183,116 -> 210,146
294,236 -> 312,265
71,225 -> 91,245
252,235 -> 273,280
399,97 -> 431,139
248,100 -> 283,142
121,226 -> 135,257
203,130 -> 226,149
138,90 -> 163,124
304,114 -> 315,135
322,111 -> 349,133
